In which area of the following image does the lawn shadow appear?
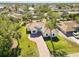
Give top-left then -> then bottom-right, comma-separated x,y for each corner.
26,30 -> 31,34
11,47 -> 21,57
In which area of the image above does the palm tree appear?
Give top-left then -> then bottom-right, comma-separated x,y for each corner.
48,23 -> 56,54
46,10 -> 59,56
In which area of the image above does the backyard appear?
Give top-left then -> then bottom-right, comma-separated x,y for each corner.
45,33 -> 79,56
18,26 -> 39,57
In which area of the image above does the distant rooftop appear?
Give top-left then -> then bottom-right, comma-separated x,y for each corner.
29,7 -> 34,11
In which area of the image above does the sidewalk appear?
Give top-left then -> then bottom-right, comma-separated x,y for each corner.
67,53 -> 79,57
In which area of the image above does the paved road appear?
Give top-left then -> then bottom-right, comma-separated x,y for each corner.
28,34 -> 50,57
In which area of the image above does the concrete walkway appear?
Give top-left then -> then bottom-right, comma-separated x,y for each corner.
28,34 -> 50,57
69,37 -> 79,44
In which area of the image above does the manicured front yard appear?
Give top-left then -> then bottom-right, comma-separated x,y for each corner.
45,34 -> 79,56
18,26 -> 39,57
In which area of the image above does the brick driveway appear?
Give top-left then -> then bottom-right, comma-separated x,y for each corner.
28,34 -> 50,57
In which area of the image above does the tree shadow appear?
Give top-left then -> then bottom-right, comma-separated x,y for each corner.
53,49 -> 68,57
49,49 -> 68,57
52,37 -> 59,42
43,37 -> 50,40
11,47 -> 21,57
44,37 -> 59,42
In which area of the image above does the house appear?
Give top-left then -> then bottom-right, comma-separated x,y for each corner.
28,7 -> 35,15
0,5 -> 5,11
41,27 -> 50,38
26,20 -> 43,34
31,28 -> 38,34
9,5 -> 16,12
28,7 -> 35,11
8,13 -> 22,19
56,20 -> 79,36
18,8 -> 24,14
50,29 -> 57,37
26,20 -> 57,38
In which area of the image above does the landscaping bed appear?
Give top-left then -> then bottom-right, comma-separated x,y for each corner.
18,26 -> 39,57
45,34 -> 79,56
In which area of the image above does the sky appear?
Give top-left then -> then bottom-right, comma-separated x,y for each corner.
0,0 -> 79,3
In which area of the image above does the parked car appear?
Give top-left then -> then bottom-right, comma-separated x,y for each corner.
73,31 -> 79,39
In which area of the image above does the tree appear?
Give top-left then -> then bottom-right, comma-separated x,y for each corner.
68,14 -> 75,20
0,14 -> 20,56
0,36 -> 12,57
75,15 -> 79,24
47,10 -> 59,29
46,9 -> 60,56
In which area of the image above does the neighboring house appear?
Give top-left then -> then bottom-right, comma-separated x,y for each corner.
0,5 -> 5,11
26,20 -> 57,38
56,20 -> 79,37
8,13 -> 22,19
28,7 -> 35,15
68,11 -> 79,14
29,7 -> 35,11
9,5 -> 16,12
18,8 -> 24,14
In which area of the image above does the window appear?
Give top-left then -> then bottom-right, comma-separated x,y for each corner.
53,34 -> 55,36
46,34 -> 48,36
33,30 -> 36,33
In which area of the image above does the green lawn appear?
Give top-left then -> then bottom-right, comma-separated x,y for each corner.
45,34 -> 79,56
18,26 -> 39,57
